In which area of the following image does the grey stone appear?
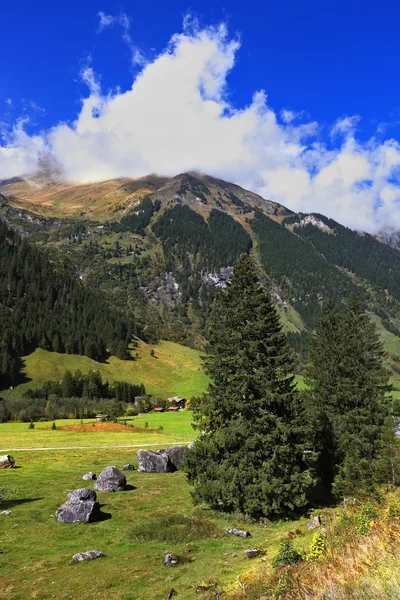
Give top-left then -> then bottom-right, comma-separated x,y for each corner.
67,488 -> 97,502
122,464 -> 135,471
163,446 -> 188,469
0,454 -> 15,469
138,450 -> 172,473
0,510 -> 11,515
307,516 -> 321,530
163,552 -> 180,566
56,500 -> 100,523
72,550 -> 104,562
226,528 -> 250,538
82,472 -> 96,481
244,548 -> 262,558
137,446 -> 188,472
94,466 -> 126,492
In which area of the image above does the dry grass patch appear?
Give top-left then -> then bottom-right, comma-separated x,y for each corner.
55,422 -> 158,434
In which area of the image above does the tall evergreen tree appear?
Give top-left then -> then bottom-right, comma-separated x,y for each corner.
186,254 -> 313,519
306,295 -> 392,499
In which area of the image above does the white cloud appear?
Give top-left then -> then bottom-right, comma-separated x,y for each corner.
280,109 -> 304,124
97,11 -> 147,67
2,21 -> 400,234
4,98 -> 12,106
331,115 -> 361,138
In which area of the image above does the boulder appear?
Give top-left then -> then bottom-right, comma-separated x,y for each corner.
137,446 -> 188,472
244,548 -> 263,558
163,552 -> 180,566
226,528 -> 250,538
56,500 -> 100,523
307,515 -> 321,530
82,472 -> 96,481
0,455 -> 15,469
72,550 -> 104,562
138,450 -> 172,473
163,446 -> 188,469
0,510 -> 11,515
94,466 -> 126,492
67,488 -> 97,503
122,464 -> 135,471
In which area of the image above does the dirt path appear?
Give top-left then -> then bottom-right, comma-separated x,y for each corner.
0,441 -> 192,452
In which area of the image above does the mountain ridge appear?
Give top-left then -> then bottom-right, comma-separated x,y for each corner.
2,170 -> 400,377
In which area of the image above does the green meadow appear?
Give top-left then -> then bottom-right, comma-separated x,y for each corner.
3,340 -> 209,401
0,417 -> 315,600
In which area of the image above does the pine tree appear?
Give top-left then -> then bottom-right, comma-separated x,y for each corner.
186,254 -> 313,519
374,415 -> 400,489
306,295 -> 392,499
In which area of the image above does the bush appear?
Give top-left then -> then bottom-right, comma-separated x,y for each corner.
51,422 -> 57,430
0,485 -> 15,504
28,422 -> 35,429
306,531 -> 328,561
357,502 -> 378,535
272,540 -> 303,569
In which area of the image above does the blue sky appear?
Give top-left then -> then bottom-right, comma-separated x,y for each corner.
2,0 -> 400,232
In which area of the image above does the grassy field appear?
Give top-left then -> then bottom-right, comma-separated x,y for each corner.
0,414 -> 194,451
0,419 -> 315,600
3,340 -> 209,401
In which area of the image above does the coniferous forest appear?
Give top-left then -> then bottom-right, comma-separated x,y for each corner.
0,220 -> 132,387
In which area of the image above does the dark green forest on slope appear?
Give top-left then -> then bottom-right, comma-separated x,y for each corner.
292,214 -> 400,300
152,205 -> 252,271
0,220 -> 133,388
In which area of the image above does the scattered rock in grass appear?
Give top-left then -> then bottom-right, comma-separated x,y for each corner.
94,466 -> 126,492
244,548 -> 263,558
138,450 -> 171,473
0,455 -> 15,469
67,488 -> 97,502
137,446 -> 188,473
163,552 -> 180,566
72,550 -> 104,561
0,510 -> 11,515
56,488 -> 101,523
163,446 -> 188,469
122,464 -> 134,471
56,499 -> 100,523
307,515 -> 321,530
226,527 -> 250,538
82,472 -> 96,481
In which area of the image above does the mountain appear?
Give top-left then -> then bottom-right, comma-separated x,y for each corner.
2,170 -> 400,377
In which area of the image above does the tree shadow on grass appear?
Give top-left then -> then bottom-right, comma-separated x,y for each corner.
1,497 -> 44,510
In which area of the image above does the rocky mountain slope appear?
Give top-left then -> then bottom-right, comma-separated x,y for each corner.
2,170 -> 400,371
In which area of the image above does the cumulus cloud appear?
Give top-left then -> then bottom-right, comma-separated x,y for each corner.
2,21 -> 400,233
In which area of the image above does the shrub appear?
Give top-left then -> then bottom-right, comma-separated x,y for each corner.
387,492 -> 400,518
357,502 -> 378,535
0,485 -> 15,504
272,540 -> 302,569
28,422 -> 35,429
306,531 -> 328,561
51,422 -> 57,430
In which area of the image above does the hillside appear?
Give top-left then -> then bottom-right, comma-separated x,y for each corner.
3,170 -> 400,377
2,340 -> 208,401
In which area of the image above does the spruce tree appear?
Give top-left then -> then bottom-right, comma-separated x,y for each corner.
306,295 -> 392,499
186,254 -> 313,519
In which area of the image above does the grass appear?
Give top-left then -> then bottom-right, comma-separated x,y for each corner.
4,339 -> 209,401
0,426 -> 315,600
0,413 -> 195,451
